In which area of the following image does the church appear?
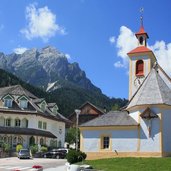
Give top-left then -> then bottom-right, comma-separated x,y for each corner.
79,19 -> 171,160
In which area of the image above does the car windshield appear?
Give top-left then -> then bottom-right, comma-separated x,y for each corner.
20,149 -> 29,154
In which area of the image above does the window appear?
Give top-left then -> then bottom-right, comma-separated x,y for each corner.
139,36 -> 144,45
41,102 -> 46,111
15,119 -> 21,127
101,136 -> 110,149
40,138 -> 44,145
22,118 -> 28,128
136,60 -> 144,76
0,117 -> 5,126
38,121 -> 42,129
4,99 -> 12,108
6,118 -> 11,127
20,100 -> 28,109
43,122 -> 47,130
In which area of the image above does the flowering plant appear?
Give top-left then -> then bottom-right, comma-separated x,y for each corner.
32,165 -> 43,169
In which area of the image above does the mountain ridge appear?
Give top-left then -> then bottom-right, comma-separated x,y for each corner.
0,46 -> 101,93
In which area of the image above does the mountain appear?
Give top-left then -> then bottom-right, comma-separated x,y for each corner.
0,69 -> 128,116
0,46 -> 100,93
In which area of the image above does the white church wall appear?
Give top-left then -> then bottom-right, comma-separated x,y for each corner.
111,129 -> 138,152
82,129 -> 138,152
162,109 -> 171,152
139,117 -> 160,152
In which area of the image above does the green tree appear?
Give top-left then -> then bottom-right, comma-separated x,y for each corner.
65,128 -> 80,146
112,103 -> 120,111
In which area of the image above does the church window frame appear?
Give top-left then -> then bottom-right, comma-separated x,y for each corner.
136,60 -> 144,76
100,134 -> 112,151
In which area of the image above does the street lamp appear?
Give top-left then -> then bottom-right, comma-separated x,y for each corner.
75,109 -> 81,151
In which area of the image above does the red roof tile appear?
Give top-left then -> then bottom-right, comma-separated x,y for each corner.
127,46 -> 152,55
135,26 -> 149,38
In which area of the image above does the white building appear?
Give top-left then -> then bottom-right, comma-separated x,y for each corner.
79,20 -> 171,159
0,85 -> 68,149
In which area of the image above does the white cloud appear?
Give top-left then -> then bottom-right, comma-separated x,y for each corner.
113,25 -> 171,76
65,53 -> 71,60
150,41 -> 171,75
109,36 -> 115,44
21,3 -> 66,42
14,47 -> 28,54
114,26 -> 137,68
114,61 -> 126,68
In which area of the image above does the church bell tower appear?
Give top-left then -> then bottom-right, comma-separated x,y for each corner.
127,11 -> 157,100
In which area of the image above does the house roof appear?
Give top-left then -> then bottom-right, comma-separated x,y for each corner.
127,66 -> 171,109
0,85 -> 70,123
80,111 -> 138,127
68,101 -> 105,120
0,126 -> 57,138
0,85 -> 37,99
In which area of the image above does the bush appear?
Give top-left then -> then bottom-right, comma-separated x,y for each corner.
16,144 -> 23,152
30,144 -> 38,155
40,146 -> 48,153
66,149 -> 87,164
2,143 -> 10,152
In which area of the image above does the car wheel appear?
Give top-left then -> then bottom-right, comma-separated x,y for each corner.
56,155 -> 59,159
43,154 -> 47,158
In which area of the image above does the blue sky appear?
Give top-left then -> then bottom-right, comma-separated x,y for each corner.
0,0 -> 171,99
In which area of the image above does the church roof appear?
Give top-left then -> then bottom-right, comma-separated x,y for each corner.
135,26 -> 149,38
127,46 -> 152,55
127,66 -> 171,109
80,111 -> 138,127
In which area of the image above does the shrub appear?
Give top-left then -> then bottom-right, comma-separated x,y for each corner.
40,146 -> 48,153
2,143 -> 10,152
66,149 -> 87,164
16,144 -> 23,152
30,144 -> 38,155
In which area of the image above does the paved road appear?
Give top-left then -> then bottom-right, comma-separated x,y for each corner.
0,157 -> 67,171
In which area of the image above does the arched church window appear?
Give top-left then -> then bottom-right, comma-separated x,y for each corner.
136,60 -> 144,76
139,36 -> 144,45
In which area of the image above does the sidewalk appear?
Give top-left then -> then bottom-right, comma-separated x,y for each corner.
44,165 -> 66,171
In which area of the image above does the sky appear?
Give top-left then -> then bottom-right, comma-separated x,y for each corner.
0,0 -> 171,99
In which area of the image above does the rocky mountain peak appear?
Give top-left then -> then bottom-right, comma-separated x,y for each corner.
0,46 -> 101,93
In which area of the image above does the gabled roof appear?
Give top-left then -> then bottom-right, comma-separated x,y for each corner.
80,111 -> 138,127
127,66 -> 171,109
68,101 -> 105,120
48,103 -> 57,108
140,107 -> 158,119
79,101 -> 105,114
0,85 -> 70,123
0,85 -> 37,99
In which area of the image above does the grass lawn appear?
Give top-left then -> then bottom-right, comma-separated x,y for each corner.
84,157 -> 171,171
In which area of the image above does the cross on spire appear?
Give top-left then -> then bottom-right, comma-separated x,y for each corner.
140,7 -> 144,28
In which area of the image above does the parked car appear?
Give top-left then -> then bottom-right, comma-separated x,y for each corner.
42,149 -> 67,159
18,149 -> 31,159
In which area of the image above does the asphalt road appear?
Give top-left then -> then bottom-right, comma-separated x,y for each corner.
0,157 -> 67,171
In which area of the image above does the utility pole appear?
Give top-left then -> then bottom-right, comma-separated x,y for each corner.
75,109 -> 81,151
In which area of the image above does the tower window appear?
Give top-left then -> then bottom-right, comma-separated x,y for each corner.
139,36 -> 143,45
136,60 -> 144,76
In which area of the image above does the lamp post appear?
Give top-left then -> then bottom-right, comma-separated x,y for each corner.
75,109 -> 81,151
